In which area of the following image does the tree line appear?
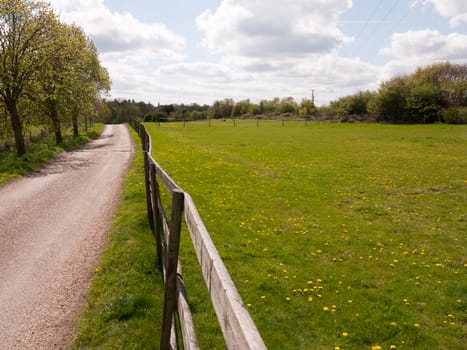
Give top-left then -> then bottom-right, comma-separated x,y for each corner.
324,62 -> 466,124
104,97 -> 318,124
0,0 -> 110,155
106,62 -> 465,126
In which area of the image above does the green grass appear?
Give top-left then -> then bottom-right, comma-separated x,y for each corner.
145,120 -> 466,350
0,124 -> 104,186
71,126 -> 164,349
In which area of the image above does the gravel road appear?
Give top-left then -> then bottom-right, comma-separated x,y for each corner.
0,124 -> 134,349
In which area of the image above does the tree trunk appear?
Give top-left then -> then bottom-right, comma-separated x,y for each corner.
49,106 -> 63,145
54,127 -> 62,145
7,100 -> 26,156
72,113 -> 79,137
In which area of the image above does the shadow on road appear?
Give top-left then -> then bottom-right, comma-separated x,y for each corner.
27,155 -> 92,177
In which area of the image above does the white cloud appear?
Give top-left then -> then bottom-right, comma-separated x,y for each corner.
196,0 -> 352,58
49,0 -> 185,58
190,0 -> 369,104
378,29 -> 467,85
381,30 -> 467,61
46,0 -> 464,106
411,0 -> 467,26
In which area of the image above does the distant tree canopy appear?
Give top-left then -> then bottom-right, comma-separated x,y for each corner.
111,97 -> 317,124
0,0 -> 110,155
106,62 -> 465,127
325,62 -> 466,124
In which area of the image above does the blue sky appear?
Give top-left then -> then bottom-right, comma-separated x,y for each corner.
49,0 -> 467,106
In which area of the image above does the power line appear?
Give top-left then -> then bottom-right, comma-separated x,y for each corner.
381,7 -> 411,44
354,0 -> 384,40
350,0 -> 402,58
362,0 -> 402,45
380,0 -> 402,23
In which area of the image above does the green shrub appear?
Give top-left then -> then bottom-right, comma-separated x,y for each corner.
443,107 -> 467,124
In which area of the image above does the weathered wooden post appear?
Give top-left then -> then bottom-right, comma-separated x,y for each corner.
143,151 -> 154,232
149,162 -> 164,269
160,189 -> 184,350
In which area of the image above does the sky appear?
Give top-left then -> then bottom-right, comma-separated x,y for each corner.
48,0 -> 467,106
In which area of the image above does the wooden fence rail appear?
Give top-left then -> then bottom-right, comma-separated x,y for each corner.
130,121 -> 267,350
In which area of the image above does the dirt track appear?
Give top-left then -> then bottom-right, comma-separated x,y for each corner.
0,124 -> 133,349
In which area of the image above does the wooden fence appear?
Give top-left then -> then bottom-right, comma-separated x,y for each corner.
131,121 -> 267,350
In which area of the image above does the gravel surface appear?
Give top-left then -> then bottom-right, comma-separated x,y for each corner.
0,124 -> 134,349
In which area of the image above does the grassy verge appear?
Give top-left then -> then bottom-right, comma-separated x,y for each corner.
145,120 -> 466,350
0,124 -> 104,186
71,125 -> 163,349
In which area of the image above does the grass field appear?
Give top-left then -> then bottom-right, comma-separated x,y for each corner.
145,120 -> 466,350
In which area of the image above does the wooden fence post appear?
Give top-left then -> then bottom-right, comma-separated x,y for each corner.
160,189 -> 185,350
149,162 -> 164,269
143,151 -> 154,232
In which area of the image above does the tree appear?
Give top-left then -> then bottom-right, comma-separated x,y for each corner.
406,84 -> 441,123
208,99 -> 233,119
279,97 -> 297,115
231,99 -> 250,118
328,91 -> 374,118
298,98 -> 317,117
33,21 -> 110,144
65,28 -> 110,137
34,20 -> 70,144
0,0 -> 58,155
373,78 -> 409,123
407,62 -> 466,110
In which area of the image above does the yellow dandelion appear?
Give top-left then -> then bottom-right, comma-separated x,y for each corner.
414,323 -> 420,328
342,332 -> 348,337
308,296 -> 313,302
371,346 -> 383,350
246,303 -> 252,308
285,297 -> 290,301
323,306 -> 330,311
390,346 -> 397,349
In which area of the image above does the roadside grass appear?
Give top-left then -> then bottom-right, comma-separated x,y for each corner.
0,124 -> 104,186
145,120 -> 466,350
71,126 -> 164,349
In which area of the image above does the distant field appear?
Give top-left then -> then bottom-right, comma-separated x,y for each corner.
145,120 -> 466,350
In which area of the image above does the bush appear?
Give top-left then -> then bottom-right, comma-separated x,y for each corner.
442,107 -> 467,124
